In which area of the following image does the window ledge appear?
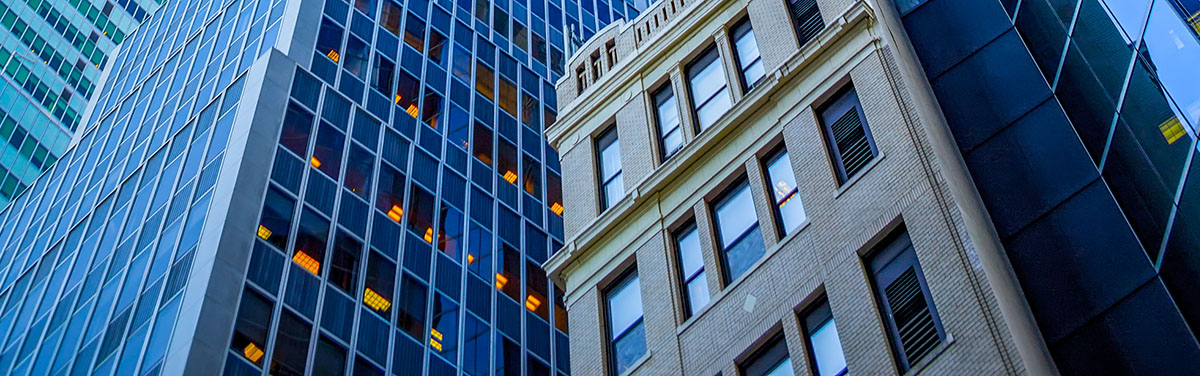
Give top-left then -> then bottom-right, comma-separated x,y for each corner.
676,220 -> 812,336
832,152 -> 885,199
619,352 -> 653,376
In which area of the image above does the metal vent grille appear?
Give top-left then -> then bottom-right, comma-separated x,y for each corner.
789,0 -> 825,46
884,268 -> 941,365
830,108 -> 873,179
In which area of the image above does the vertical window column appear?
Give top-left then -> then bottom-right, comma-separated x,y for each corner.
605,269 -> 646,375
867,228 -> 944,371
686,47 -> 732,131
730,19 -> 765,91
653,84 -> 683,161
763,147 -> 806,236
712,179 -> 765,283
674,223 -> 709,317
819,86 -> 877,184
802,298 -> 847,376
596,126 -> 624,211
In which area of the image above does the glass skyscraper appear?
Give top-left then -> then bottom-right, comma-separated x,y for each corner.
0,0 -> 641,374
894,0 -> 1200,372
0,0 -> 159,206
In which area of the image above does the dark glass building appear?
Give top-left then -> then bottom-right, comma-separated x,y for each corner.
0,0 -> 157,205
0,0 -> 643,374
891,0 -> 1200,373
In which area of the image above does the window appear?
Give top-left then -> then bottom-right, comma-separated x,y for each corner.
802,298 -> 847,376
763,147 -> 805,235
675,223 -> 709,317
605,269 -> 645,375
788,0 -> 825,46
312,122 -> 345,179
739,333 -> 794,376
868,228 -> 944,371
819,87 -> 876,184
712,180 -> 764,283
686,47 -> 732,131
596,126 -> 624,211
329,230 -> 362,294
652,84 -> 683,160
730,19 -> 765,90
230,289 -> 273,365
258,187 -> 295,250
404,14 -> 425,51
271,311 -> 313,375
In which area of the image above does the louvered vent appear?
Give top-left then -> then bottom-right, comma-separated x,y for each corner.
831,108 -> 874,179
884,268 -> 941,365
789,0 -> 825,46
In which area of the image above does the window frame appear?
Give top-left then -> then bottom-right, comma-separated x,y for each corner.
729,18 -> 765,91
685,45 -> 733,132
761,146 -> 805,237
673,222 -> 709,318
800,296 -> 848,376
738,332 -> 795,376
818,86 -> 877,184
866,227 -> 945,371
710,178 -> 764,284
652,83 -> 684,161
603,267 -> 646,376
595,125 -> 623,211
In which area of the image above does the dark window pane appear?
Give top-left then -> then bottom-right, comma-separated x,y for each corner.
230,289 -> 273,366
329,230 -> 362,293
397,273 -> 428,340
312,122 -> 346,179
344,144 -> 374,199
313,336 -> 347,375
280,102 -> 315,157
270,311 -> 312,376
364,251 -> 396,315
293,208 -> 330,276
819,87 -> 876,183
257,187 -> 295,250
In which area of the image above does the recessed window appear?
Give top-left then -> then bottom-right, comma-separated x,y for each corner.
596,126 -> 624,211
712,179 -> 764,284
763,147 -> 806,236
653,84 -> 684,160
686,47 -> 733,131
605,269 -> 646,375
675,223 -> 709,317
788,0 -> 825,46
819,86 -> 876,184
730,19 -> 765,90
230,289 -> 273,366
739,333 -> 794,376
867,228 -> 944,371
802,298 -> 847,376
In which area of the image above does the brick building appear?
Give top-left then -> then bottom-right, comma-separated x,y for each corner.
543,0 -> 1052,375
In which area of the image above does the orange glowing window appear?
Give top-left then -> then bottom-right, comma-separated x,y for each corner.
503,170 -> 518,184
423,227 -> 434,243
243,343 -> 264,363
387,205 -> 404,222
431,328 -> 444,341
467,254 -> 475,264
550,202 -> 564,216
257,225 -> 272,240
327,50 -> 340,62
495,273 -> 508,290
406,104 -> 419,118
363,288 -> 392,311
525,295 -> 542,312
310,157 -> 322,168
394,94 -> 404,104
430,338 -> 443,351
292,251 -> 321,275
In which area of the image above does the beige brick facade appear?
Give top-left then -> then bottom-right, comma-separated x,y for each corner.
545,0 -> 1046,375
